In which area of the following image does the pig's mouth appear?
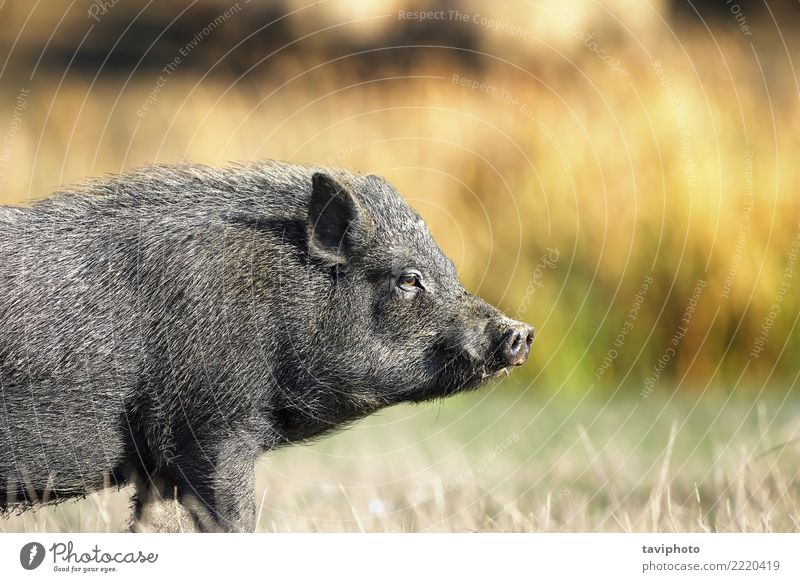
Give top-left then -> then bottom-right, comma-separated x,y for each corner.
435,358 -> 513,398
461,337 -> 523,384
483,366 -> 512,380
415,334 -> 527,401
401,359 -> 510,404
473,361 -> 515,387
436,367 -> 507,399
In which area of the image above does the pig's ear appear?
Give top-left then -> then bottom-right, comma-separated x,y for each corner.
307,172 -> 369,265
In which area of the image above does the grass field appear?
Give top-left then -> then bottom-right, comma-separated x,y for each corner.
3,384 -> 798,533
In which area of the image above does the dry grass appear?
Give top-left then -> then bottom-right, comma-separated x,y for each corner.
3,389 -> 799,532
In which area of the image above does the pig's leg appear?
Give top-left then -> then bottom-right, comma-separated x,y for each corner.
171,439 -> 257,533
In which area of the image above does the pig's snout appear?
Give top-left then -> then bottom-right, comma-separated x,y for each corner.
500,322 -> 535,366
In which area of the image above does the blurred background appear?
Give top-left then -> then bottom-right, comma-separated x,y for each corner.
1,0 -> 799,532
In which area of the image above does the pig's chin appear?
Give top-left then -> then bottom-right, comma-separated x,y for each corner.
428,362 -> 510,400
463,363 -> 512,391
405,349 -> 509,402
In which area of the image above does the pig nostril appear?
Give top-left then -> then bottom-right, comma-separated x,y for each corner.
501,327 -> 531,367
525,329 -> 535,348
510,334 -> 523,355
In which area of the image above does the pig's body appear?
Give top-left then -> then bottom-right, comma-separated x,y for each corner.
0,161 -> 533,531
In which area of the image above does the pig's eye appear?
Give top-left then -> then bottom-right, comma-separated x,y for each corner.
397,271 -> 423,292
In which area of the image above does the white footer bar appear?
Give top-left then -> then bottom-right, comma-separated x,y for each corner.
1,533 -> 797,581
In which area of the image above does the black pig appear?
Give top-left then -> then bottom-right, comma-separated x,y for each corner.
0,161 -> 533,531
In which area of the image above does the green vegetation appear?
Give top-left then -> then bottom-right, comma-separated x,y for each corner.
1,16 -> 797,392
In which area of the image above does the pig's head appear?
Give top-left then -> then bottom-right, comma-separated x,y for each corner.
296,171 -> 534,407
